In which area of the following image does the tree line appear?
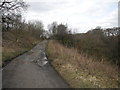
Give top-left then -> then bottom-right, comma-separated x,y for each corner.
47,23 -> 120,66
1,0 -> 120,66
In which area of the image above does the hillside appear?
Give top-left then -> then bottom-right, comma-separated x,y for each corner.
47,40 -> 119,88
2,30 -> 41,67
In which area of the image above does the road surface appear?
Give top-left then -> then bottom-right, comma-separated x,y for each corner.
2,40 -> 69,88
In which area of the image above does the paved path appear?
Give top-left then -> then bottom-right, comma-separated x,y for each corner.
2,40 -> 69,88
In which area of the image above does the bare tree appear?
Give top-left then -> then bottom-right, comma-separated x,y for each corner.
48,22 -> 58,36
26,20 -> 45,39
57,24 -> 68,35
0,0 -> 28,31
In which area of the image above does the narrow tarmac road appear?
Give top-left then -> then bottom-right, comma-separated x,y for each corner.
2,40 -> 69,88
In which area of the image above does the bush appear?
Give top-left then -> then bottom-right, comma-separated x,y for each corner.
56,34 -> 74,47
74,28 -> 120,66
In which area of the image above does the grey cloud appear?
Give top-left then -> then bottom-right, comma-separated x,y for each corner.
28,1 -> 67,13
24,0 -> 118,33
28,2 -> 54,12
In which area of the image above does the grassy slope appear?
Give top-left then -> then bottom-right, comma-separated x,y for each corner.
2,30 -> 41,66
47,40 -> 119,88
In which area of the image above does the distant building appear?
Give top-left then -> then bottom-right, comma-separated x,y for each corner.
104,27 -> 119,36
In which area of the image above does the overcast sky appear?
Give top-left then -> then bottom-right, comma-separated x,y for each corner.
23,0 -> 119,33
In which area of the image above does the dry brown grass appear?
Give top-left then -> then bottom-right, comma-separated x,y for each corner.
2,30 -> 41,65
47,40 -> 119,88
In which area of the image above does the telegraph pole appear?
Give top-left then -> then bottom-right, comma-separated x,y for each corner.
118,1 -> 120,27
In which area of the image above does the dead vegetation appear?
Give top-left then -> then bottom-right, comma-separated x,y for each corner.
47,40 -> 119,88
2,30 -> 41,66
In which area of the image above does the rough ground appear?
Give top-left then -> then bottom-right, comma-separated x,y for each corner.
2,40 -> 69,88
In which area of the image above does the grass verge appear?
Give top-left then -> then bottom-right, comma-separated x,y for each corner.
47,40 -> 119,88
